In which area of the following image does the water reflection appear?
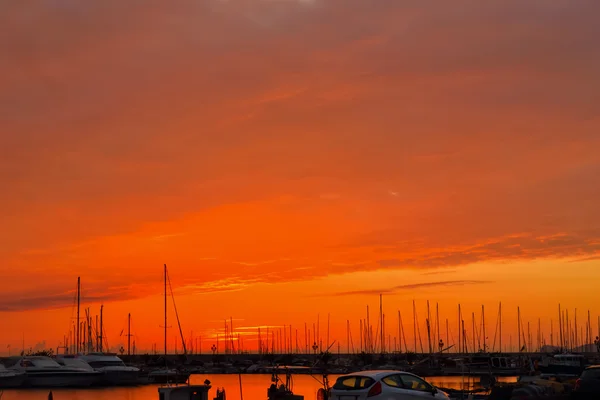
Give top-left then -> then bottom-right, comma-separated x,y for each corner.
1,374 -> 517,400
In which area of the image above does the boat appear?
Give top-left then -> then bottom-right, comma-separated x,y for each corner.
158,380 -> 213,400
267,367 -> 304,400
538,353 -> 586,376
79,353 -> 140,386
0,365 -> 27,388
11,356 -> 101,387
149,368 -> 190,384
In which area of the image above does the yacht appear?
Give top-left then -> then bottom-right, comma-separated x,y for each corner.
11,356 -> 101,387
0,364 -> 27,388
79,353 -> 140,386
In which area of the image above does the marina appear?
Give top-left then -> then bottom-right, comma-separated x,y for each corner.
2,268 -> 599,397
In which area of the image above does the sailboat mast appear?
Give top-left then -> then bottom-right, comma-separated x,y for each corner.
518,306 -> 521,352
426,300 -> 432,354
379,294 -> 383,354
499,302 -> 502,353
558,304 -> 563,351
458,304 -> 462,353
100,305 -> 104,352
76,276 -> 81,354
436,303 -> 440,352
413,300 -> 417,353
164,264 -> 167,357
128,313 -> 131,356
482,305 -> 486,352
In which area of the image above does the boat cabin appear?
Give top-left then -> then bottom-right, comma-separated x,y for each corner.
158,384 -> 211,400
553,354 -> 585,366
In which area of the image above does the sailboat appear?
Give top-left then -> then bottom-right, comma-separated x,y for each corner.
149,264 -> 191,385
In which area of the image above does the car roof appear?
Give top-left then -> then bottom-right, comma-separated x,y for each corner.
585,365 -> 600,370
338,370 -> 417,380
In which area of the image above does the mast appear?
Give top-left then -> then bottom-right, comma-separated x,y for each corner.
588,310 -> 592,352
436,303 -> 440,352
558,304 -> 563,351
482,305 -> 486,352
413,300 -> 417,353
458,304 -> 462,353
128,313 -> 131,356
575,309 -> 579,350
397,311 -> 401,353
76,276 -> 81,353
518,306 -> 521,352
327,313 -> 331,352
366,306 -> 370,352
499,302 -> 502,353
445,318 -> 449,353
347,320 -> 350,353
95,315 -> 99,351
380,295 -> 384,354
472,312 -> 476,353
164,264 -> 167,358
99,305 -> 104,352
426,300 -> 432,354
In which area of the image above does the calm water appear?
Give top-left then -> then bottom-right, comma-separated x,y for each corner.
0,374 -> 518,400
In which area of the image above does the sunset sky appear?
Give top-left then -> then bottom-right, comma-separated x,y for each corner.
1,0 -> 600,355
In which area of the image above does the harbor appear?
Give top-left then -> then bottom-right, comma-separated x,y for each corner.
2,267 -> 599,398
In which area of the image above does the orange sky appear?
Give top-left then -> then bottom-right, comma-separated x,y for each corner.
1,0 -> 600,355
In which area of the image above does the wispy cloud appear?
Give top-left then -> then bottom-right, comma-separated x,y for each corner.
328,280 -> 493,297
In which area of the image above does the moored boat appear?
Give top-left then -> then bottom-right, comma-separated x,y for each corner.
79,353 -> 140,386
158,380 -> 213,400
0,364 -> 27,388
11,356 -> 101,388
149,368 -> 190,384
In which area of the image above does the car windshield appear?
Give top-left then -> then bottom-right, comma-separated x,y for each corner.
582,369 -> 600,379
399,375 -> 432,392
333,376 -> 376,390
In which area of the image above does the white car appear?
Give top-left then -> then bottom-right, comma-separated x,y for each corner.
330,370 -> 449,400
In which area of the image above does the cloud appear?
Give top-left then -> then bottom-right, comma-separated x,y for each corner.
330,280 -> 493,297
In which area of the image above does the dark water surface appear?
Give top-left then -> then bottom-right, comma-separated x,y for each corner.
1,374 -> 518,400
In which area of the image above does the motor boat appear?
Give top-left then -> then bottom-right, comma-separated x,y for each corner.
79,353 -> 140,386
158,380 -> 214,400
11,356 -> 101,387
148,368 -> 190,384
0,364 -> 27,388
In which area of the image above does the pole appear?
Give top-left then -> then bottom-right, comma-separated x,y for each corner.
472,312 -> 476,353
458,304 -> 462,353
518,306 -> 521,352
482,305 -> 486,353
427,300 -> 432,354
164,264 -> 167,357
436,303 -> 440,353
99,305 -> 104,352
499,302 -> 502,353
128,313 -> 131,356
380,295 -> 384,354
559,304 -> 563,351
413,300 -> 417,353
76,277 -> 80,353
